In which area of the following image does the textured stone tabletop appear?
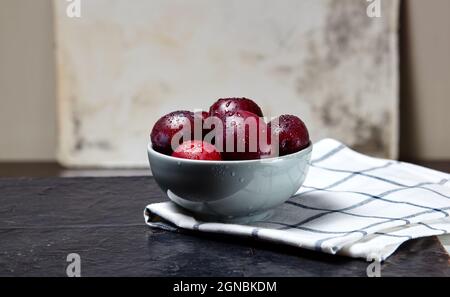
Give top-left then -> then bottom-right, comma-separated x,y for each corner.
0,176 -> 448,277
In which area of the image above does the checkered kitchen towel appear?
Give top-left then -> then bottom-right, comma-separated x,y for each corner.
144,138 -> 450,261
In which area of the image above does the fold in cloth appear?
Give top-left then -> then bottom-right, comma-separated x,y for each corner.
145,139 -> 450,261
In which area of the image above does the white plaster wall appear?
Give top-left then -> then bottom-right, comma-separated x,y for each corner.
53,0 -> 400,167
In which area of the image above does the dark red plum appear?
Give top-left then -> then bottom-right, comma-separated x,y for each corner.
196,111 -> 212,137
172,140 -> 222,161
151,111 -> 195,154
220,110 -> 269,160
268,115 -> 310,156
209,97 -> 263,118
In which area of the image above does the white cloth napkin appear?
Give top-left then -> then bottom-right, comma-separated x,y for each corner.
144,138 -> 450,261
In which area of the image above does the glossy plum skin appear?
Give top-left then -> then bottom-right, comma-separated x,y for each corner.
200,111 -> 209,120
209,97 -> 263,118
151,111 -> 195,154
172,140 -> 222,161
220,110 -> 269,160
268,115 -> 310,156
197,111 -> 212,136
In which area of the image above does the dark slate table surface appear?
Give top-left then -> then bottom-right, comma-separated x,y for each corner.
0,175 -> 449,277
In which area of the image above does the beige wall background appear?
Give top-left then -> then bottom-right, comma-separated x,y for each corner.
399,0 -> 450,160
0,0 -> 57,161
0,0 -> 449,162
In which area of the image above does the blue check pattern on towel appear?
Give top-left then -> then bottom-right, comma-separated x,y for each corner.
144,139 -> 450,261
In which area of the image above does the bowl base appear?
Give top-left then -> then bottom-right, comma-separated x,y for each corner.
193,209 -> 273,224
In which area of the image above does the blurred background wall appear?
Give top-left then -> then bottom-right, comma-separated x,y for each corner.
53,0 -> 399,167
0,0 -> 56,161
399,0 -> 450,160
0,0 -> 448,163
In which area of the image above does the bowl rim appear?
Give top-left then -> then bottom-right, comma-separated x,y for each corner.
148,141 -> 312,164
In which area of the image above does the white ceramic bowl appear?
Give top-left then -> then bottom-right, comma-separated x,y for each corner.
148,143 -> 312,223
